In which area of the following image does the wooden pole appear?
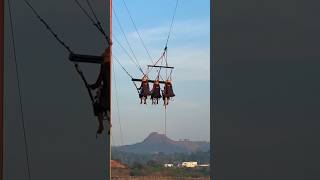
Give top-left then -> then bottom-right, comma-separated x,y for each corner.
0,0 -> 3,179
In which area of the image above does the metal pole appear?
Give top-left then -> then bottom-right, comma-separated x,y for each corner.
106,0 -> 112,179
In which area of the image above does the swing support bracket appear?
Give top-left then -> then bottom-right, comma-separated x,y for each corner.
69,53 -> 104,64
147,65 -> 174,69
132,78 -> 166,84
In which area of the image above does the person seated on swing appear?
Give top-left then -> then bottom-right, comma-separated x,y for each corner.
162,79 -> 175,105
150,78 -> 161,105
138,75 -> 150,104
89,41 -> 112,135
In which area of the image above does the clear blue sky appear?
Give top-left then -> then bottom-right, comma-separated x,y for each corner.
110,0 -> 210,145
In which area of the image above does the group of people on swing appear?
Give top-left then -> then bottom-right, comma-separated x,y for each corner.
86,38 -> 175,135
138,75 -> 175,105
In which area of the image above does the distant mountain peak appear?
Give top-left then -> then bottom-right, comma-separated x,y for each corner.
143,132 -> 169,142
142,132 -> 176,147
113,132 -> 210,154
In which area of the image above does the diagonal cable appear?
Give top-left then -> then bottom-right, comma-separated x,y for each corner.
112,35 -> 144,74
120,0 -> 154,63
112,64 -> 124,146
74,0 -> 110,45
8,0 -> 32,179
112,6 -> 144,74
24,0 -> 73,53
112,54 -> 140,94
165,0 -> 179,47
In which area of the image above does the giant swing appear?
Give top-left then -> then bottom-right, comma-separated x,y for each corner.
132,47 -> 176,106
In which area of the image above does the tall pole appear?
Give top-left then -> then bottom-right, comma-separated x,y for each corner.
106,0 -> 112,179
0,0 -> 3,179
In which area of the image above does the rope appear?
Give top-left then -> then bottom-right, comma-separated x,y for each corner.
74,0 -> 110,45
24,0 -> 73,54
74,0 -> 96,26
147,0 -> 179,79
86,0 -> 100,24
8,0 -> 32,179
165,0 -> 179,48
120,0 -> 154,63
112,55 -> 133,79
165,48 -> 168,80
145,50 -> 166,76
74,1 -> 144,76
112,35 -> 144,75
164,105 -> 168,136
112,55 -> 140,94
84,0 -> 110,44
112,7 -> 144,75
112,65 -> 124,146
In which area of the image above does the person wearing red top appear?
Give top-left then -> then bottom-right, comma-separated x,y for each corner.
151,79 -> 162,104
138,75 -> 150,104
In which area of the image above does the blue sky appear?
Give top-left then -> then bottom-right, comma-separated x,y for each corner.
110,0 -> 210,145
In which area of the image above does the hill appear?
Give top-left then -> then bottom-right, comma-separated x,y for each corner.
113,132 -> 210,154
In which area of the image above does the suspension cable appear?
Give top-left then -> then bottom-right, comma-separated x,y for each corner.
74,0 -> 96,26
74,0 -> 145,81
147,0 -> 179,78
24,0 -> 101,105
85,0 -> 108,41
86,0 -> 100,23
8,0 -> 32,179
112,35 -> 144,75
77,0 -> 164,81
165,0 -> 179,48
145,50 -> 166,76
112,65 -> 124,146
112,55 -> 140,94
84,0 -> 110,44
120,0 -> 154,63
112,7 -> 144,74
24,0 -> 73,54
74,0 -> 110,45
112,54 -> 133,79
164,106 -> 167,136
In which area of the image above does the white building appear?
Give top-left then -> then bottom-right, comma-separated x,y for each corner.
181,161 -> 198,168
164,163 -> 174,167
198,164 -> 210,167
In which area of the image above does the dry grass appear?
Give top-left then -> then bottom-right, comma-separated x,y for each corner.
111,176 -> 210,180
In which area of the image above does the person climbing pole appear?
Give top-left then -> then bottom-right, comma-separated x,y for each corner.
90,40 -> 112,135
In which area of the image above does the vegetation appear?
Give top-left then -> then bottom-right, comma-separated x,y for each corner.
111,150 -> 210,177
128,160 -> 210,177
112,149 -> 210,166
